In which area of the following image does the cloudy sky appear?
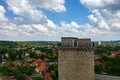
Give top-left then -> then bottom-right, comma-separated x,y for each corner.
0,0 -> 120,41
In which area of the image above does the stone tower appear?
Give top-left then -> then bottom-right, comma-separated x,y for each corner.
58,37 -> 94,80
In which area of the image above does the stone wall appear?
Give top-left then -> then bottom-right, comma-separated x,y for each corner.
58,49 -> 94,80
95,74 -> 120,80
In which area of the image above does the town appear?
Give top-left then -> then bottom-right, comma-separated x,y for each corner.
0,41 -> 58,80
0,40 -> 120,80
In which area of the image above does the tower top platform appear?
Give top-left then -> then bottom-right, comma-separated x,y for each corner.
61,37 -> 93,50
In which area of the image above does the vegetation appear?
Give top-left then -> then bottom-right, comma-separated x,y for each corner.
94,44 -> 120,76
0,41 -> 58,80
1,41 -> 120,79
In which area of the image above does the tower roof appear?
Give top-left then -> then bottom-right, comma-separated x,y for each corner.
61,37 -> 78,39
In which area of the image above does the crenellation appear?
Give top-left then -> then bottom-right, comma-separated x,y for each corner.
61,37 -> 92,48
60,47 -> 93,51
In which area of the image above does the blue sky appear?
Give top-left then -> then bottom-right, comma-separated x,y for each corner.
0,0 -> 120,41
43,0 -> 90,25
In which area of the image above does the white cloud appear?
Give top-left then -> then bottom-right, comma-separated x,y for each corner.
6,0 -> 48,24
0,6 -> 17,39
111,22 -> 120,30
7,0 -> 32,15
1,0 -> 120,41
3,0 -> 63,40
47,20 -> 56,29
0,1 -> 47,40
0,6 -> 6,14
80,0 -> 116,10
88,15 -> 97,23
61,21 -> 79,29
29,0 -> 66,12
32,24 -> 48,33
0,6 -> 8,22
98,20 -> 110,31
79,0 -> 120,40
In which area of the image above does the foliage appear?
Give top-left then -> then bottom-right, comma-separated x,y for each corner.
16,66 -> 35,75
0,54 -> 2,63
95,44 -> 120,76
0,46 -> 7,54
32,77 -> 44,80
47,64 -> 58,80
0,66 -> 13,76
0,41 -> 18,48
16,73 -> 26,80
95,45 -> 120,56
95,64 -> 102,74
105,56 -> 120,76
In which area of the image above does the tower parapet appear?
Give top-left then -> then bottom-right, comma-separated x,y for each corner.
61,37 -> 93,50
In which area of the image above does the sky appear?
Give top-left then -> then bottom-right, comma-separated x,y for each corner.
0,0 -> 120,41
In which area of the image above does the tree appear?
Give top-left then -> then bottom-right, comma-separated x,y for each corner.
95,64 -> 102,74
0,54 -> 2,63
8,50 -> 17,61
29,52 -> 37,59
0,66 -> 13,76
16,73 -> 26,80
32,77 -> 44,80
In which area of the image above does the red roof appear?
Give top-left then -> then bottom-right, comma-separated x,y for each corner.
33,59 -> 45,65
36,65 -> 46,72
109,50 -> 120,58
6,76 -> 17,80
95,61 -> 102,65
52,53 -> 57,56
112,51 -> 120,55
24,74 -> 33,80
26,76 -> 33,80
45,73 -> 53,80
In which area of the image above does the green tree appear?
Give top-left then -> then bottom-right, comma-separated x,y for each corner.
95,64 -> 102,74
0,54 -> 2,63
16,73 -> 26,80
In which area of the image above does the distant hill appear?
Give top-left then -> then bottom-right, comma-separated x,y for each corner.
93,40 -> 120,45
0,41 -> 18,47
0,41 -> 60,47
26,41 -> 60,45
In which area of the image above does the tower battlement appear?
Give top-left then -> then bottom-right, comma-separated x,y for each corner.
61,37 -> 93,50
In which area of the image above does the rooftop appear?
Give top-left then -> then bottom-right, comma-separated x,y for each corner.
61,37 -> 78,39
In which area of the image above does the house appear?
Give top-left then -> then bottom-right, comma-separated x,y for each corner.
13,60 -> 21,68
6,76 -> 17,80
36,50 -> 46,55
108,50 -> 120,58
45,73 -> 53,80
23,62 -> 31,67
32,59 -> 45,66
95,61 -> 102,65
26,76 -> 33,80
35,64 -> 47,74
24,75 -> 33,80
23,52 -> 30,57
5,53 -> 9,58
52,53 -> 57,57
44,58 -> 49,62
94,54 -> 101,61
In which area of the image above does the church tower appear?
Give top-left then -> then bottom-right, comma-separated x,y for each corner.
58,37 -> 94,80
